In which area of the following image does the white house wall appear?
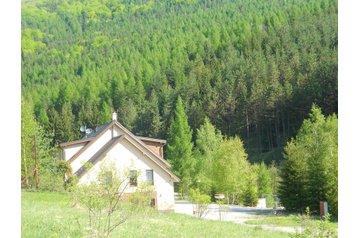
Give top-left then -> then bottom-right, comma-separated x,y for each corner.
63,143 -> 86,161
79,138 -> 175,211
71,129 -> 115,173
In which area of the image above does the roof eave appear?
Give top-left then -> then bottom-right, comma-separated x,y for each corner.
137,136 -> 167,144
59,138 -> 93,148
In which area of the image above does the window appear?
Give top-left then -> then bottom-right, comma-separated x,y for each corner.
146,169 -> 153,185
129,170 -> 138,186
150,198 -> 156,208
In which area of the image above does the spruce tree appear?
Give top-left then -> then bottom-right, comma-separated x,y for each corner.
256,162 -> 274,207
166,96 -> 195,195
279,105 -> 338,216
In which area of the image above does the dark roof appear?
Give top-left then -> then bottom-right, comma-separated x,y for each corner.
85,122 -> 112,139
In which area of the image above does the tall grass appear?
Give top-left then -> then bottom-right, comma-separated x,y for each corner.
22,191 -> 290,238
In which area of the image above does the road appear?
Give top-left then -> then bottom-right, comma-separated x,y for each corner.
174,201 -> 299,233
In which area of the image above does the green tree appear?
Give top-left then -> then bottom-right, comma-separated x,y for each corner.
212,137 -> 252,205
21,98 -> 38,188
279,105 -> 338,216
166,96 -> 195,195
135,92 -> 162,138
194,117 -> 223,194
242,170 -> 259,207
256,162 -> 274,207
21,97 -> 55,189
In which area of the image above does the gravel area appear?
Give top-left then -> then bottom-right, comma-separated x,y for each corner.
174,201 -> 298,233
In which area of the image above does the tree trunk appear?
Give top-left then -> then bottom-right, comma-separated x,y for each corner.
246,112 -> 250,140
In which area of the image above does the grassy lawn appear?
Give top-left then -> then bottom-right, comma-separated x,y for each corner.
245,214 -> 338,230
22,191 -> 291,238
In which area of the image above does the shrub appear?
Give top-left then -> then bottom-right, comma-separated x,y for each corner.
129,183 -> 155,208
291,208 -> 338,238
38,171 -> 65,192
73,162 -> 152,238
189,188 -> 211,218
64,174 -> 78,191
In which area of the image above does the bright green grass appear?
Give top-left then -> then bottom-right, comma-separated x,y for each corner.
245,214 -> 338,230
22,191 -> 291,238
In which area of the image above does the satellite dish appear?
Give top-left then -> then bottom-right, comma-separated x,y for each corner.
85,128 -> 93,135
80,125 -> 86,133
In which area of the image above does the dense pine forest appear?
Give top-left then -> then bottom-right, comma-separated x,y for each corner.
21,0 -> 338,163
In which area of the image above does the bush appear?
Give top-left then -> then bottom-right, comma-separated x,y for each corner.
64,174 -> 78,191
128,183 -> 155,208
73,162 -> 152,238
38,172 -> 65,192
189,188 -> 211,218
291,208 -> 337,238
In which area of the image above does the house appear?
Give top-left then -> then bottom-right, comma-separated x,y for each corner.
60,112 -> 180,211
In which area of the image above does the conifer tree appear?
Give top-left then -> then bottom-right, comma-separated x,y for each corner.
194,117 -> 223,194
279,105 -> 338,216
256,162 -> 274,207
166,96 -> 195,195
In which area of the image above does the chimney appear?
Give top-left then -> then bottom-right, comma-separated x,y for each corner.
112,112 -> 117,121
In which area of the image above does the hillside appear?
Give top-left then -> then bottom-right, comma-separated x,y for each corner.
21,0 -> 338,163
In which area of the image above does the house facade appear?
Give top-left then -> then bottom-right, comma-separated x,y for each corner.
60,112 -> 180,211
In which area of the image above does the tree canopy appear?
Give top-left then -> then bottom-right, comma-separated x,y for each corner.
22,0 -> 338,164
279,105 -> 338,216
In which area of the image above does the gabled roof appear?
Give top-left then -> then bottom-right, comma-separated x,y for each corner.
136,136 -> 167,144
86,122 -> 112,139
66,121 -> 115,163
61,119 -> 179,182
112,120 -> 172,168
59,137 -> 92,148
75,135 -> 124,178
59,122 -> 111,148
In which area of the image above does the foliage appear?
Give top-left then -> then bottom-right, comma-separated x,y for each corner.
256,162 -> 274,207
268,162 -> 281,207
193,117 -> 223,194
64,173 -> 79,192
189,188 -> 211,218
279,105 -> 338,217
37,171 -> 65,192
56,160 -> 72,180
128,182 -> 155,208
242,171 -> 259,207
21,97 -> 56,190
167,96 -> 195,195
290,208 -> 338,238
212,137 -> 256,205
22,0 -> 338,164
73,163 -> 138,238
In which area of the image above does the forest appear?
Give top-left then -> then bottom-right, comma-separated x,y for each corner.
21,0 -> 338,217
22,0 -> 337,163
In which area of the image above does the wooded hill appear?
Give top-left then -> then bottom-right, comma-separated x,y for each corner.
21,0 -> 338,163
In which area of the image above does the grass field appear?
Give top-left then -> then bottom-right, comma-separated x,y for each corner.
22,191 -> 291,238
245,214 -> 338,230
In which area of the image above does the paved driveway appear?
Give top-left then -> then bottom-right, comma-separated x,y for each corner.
175,201 -> 273,222
174,201 -> 296,233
